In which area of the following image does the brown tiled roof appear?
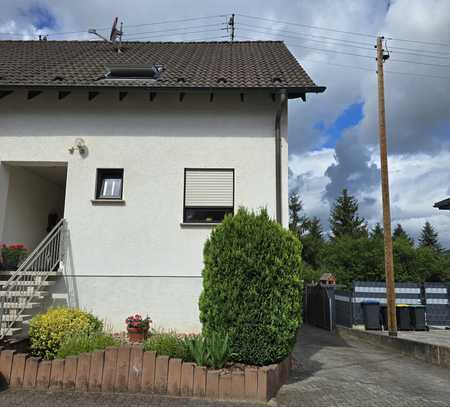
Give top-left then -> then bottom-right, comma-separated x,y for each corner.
0,40 -> 325,95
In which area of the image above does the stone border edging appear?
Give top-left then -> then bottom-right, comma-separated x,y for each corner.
336,326 -> 449,369
0,345 -> 291,402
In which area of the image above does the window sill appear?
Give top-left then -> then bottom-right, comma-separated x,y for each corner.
180,222 -> 220,227
91,199 -> 126,205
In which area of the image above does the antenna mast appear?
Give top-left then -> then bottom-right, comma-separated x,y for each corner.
228,14 -> 235,42
88,17 -> 123,53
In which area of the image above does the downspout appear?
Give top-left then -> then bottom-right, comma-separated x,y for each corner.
275,91 -> 287,224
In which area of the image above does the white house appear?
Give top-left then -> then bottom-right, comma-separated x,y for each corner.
0,40 -> 324,336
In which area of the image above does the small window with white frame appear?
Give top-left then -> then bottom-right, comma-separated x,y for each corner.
96,169 -> 124,200
183,168 -> 234,224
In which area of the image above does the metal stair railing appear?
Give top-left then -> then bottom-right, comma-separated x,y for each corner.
0,219 -> 67,339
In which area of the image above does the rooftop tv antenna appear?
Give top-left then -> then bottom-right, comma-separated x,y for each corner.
88,17 -> 123,52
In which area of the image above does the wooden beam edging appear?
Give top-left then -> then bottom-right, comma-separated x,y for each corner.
0,346 -> 292,401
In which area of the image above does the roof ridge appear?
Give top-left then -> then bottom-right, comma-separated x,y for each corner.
0,40 -> 285,44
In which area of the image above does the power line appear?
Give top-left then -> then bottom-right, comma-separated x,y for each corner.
236,13 -> 377,38
388,57 -> 450,69
391,49 -> 450,61
0,14 -> 229,37
237,24 -> 374,51
237,13 -> 450,49
390,45 -> 450,58
124,23 -> 225,38
237,22 -> 373,47
128,29 -> 228,41
387,36 -> 450,48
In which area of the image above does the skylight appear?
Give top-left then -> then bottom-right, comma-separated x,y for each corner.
105,64 -> 162,80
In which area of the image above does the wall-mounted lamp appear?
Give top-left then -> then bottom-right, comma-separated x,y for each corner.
69,138 -> 87,155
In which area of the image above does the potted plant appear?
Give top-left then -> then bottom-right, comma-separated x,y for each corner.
1,244 -> 27,271
125,314 -> 151,343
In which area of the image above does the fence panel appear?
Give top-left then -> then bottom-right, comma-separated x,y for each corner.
424,283 -> 449,326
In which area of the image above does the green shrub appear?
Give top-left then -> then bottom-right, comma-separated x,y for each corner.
29,308 -> 103,359
199,208 -> 303,366
57,332 -> 120,359
143,332 -> 191,360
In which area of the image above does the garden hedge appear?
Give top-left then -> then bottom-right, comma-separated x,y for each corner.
199,208 -> 303,365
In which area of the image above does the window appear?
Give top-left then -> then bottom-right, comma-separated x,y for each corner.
105,64 -> 162,80
183,169 -> 234,223
96,169 -> 123,200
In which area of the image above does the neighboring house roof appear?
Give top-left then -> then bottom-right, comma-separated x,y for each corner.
434,198 -> 450,210
0,40 -> 325,97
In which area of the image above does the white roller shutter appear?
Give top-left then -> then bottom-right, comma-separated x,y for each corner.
185,169 -> 234,207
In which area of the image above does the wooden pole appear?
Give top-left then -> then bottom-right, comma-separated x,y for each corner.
376,36 -> 397,336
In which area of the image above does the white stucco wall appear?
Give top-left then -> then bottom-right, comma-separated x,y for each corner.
2,166 -> 65,250
0,89 -> 289,332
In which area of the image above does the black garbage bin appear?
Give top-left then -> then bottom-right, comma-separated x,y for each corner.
396,304 -> 412,330
362,301 -> 381,330
410,305 -> 426,331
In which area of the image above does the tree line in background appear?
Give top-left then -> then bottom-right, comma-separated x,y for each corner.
289,189 -> 450,287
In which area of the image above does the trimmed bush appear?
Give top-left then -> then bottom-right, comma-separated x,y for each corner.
29,308 -> 103,359
57,332 -> 120,359
143,332 -> 191,360
199,208 -> 303,365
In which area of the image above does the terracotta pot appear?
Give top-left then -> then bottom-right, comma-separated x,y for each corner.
127,327 -> 148,343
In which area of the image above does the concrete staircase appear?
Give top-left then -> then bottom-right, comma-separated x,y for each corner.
0,270 -> 62,337
0,220 -> 66,340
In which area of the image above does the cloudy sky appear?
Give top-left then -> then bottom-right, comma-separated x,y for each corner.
1,0 -> 449,247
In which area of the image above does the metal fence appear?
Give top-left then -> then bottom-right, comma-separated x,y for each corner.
332,281 -> 449,328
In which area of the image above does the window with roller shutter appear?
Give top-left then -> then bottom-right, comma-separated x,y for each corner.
183,169 -> 234,223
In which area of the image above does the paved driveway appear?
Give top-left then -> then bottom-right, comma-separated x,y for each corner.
1,325 -> 449,406
277,325 -> 450,406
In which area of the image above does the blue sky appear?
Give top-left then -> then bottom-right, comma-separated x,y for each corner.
21,3 -> 57,30
314,101 -> 364,149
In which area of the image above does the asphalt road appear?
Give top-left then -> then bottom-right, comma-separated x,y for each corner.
1,325 -> 449,406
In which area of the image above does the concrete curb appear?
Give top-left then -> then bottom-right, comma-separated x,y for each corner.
336,326 -> 449,369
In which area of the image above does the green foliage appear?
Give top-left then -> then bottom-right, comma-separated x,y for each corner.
322,237 -> 384,287
393,224 -> 414,246
57,332 -> 120,359
186,335 -> 209,366
329,189 -> 367,239
199,207 -> 303,366
301,217 -> 324,270
419,221 -> 442,252
288,192 -> 309,236
143,332 -> 191,360
186,333 -> 230,369
301,264 -> 322,284
29,308 -> 103,359
205,333 -> 230,369
370,223 -> 384,241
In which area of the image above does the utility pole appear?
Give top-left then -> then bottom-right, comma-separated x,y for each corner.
376,36 -> 397,336
228,14 -> 235,42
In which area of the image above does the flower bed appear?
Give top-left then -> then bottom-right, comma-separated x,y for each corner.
0,345 -> 291,401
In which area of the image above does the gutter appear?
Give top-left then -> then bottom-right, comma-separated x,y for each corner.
275,91 -> 287,224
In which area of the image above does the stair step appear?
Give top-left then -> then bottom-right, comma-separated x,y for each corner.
0,271 -> 62,277
1,302 -> 40,309
0,327 -> 22,336
0,280 -> 55,287
1,314 -> 31,322
0,291 -> 47,297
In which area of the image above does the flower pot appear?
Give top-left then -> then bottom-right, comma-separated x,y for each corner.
127,327 -> 148,343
